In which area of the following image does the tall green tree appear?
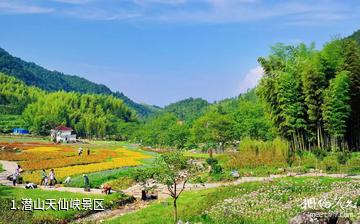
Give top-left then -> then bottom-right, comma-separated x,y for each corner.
191,110 -> 235,156
322,71 -> 351,150
342,40 -> 360,150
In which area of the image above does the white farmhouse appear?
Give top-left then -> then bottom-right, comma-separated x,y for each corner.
50,126 -> 77,143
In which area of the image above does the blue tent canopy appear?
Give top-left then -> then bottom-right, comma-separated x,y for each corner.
13,128 -> 29,134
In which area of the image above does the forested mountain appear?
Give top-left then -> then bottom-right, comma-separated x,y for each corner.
0,73 -> 44,114
348,29 -> 360,45
0,73 -> 136,138
23,91 -> 135,137
164,97 -> 210,123
0,47 -> 157,116
0,73 -> 44,132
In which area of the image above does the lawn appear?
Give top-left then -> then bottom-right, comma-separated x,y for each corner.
106,177 -> 360,224
0,184 -> 129,223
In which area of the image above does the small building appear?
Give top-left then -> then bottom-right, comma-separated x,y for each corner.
13,128 -> 29,135
50,126 -> 76,143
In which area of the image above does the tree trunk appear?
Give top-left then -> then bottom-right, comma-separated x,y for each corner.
173,198 -> 178,224
208,148 -> 213,158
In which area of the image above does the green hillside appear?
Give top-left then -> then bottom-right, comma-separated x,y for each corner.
0,47 -> 158,116
0,73 -> 44,132
0,73 -> 136,137
164,97 -> 210,123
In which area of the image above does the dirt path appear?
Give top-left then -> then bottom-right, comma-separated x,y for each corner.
0,160 -> 106,194
1,159 -> 359,197
0,160 -> 18,186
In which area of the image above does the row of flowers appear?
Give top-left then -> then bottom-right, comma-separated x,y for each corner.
205,179 -> 360,223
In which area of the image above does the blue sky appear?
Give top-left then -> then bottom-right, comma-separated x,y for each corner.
0,0 -> 359,106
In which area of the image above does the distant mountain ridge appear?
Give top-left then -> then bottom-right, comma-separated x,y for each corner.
0,47 -> 158,116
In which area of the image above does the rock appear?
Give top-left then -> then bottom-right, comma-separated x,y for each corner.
230,170 -> 240,178
289,211 -> 352,224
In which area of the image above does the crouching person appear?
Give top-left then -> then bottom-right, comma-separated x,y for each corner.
101,184 -> 112,194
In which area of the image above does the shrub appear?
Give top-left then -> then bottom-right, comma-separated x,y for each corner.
211,164 -> 223,174
226,138 -> 288,170
206,158 -> 222,174
206,157 -> 218,166
321,155 -> 339,172
312,148 -> 327,161
299,152 -> 318,169
347,156 -> 360,174
337,151 -> 351,165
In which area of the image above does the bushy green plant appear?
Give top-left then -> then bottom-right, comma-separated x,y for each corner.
312,148 -> 327,161
206,157 -> 218,166
347,156 -> 360,174
337,151 -> 351,165
206,158 -> 222,174
299,152 -> 318,169
321,155 -> 339,172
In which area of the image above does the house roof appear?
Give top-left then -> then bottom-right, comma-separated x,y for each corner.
52,125 -> 73,131
13,128 -> 28,131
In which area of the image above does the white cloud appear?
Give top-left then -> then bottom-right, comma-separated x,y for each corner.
0,2 -> 54,14
239,66 -> 264,93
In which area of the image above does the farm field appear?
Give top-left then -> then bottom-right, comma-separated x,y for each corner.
0,137 -> 154,184
107,177 -> 360,224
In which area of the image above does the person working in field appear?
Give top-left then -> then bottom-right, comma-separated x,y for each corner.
78,147 -> 83,156
101,183 -> 112,194
12,169 -> 19,186
83,174 -> 90,192
12,165 -> 22,186
87,148 -> 90,156
49,169 -> 57,186
40,169 -> 47,185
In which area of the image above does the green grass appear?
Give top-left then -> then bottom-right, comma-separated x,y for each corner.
0,135 -> 49,143
65,166 -> 136,189
106,177 -> 358,224
0,184 -> 128,223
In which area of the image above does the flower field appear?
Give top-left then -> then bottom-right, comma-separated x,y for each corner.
108,177 -> 360,224
205,179 -> 360,223
0,143 -> 152,184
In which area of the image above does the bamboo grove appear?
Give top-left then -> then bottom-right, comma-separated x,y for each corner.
257,39 -> 360,152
